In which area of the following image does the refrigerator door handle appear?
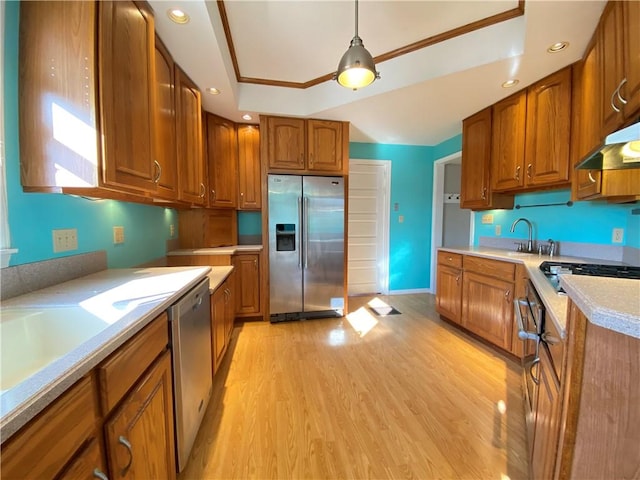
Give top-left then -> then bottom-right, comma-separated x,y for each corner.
304,196 -> 309,269
297,196 -> 302,269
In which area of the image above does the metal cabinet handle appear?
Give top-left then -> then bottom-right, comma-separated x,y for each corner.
304,197 -> 309,268
153,160 -> 161,184
481,187 -> 487,200
297,196 -> 302,268
616,78 -> 628,105
93,468 -> 109,480
299,153 -> 304,165
541,332 -> 560,345
455,275 -> 460,285
309,152 -> 314,165
254,258 -> 258,269
118,436 -> 133,476
588,170 -> 596,183
611,88 -> 621,113
526,164 -> 532,179
199,183 -> 205,198
504,289 -> 511,302
529,357 -> 541,385
515,165 -> 521,180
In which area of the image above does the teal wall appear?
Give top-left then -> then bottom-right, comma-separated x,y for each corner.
350,136 -> 461,291
473,189 -> 640,248
237,211 -> 261,236
3,1 -> 177,268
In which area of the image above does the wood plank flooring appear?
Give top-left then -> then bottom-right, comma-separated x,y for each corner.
179,294 -> 529,480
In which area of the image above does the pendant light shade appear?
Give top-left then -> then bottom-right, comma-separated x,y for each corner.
335,0 -> 379,90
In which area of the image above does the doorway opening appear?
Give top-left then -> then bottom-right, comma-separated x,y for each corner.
430,151 -> 474,293
348,159 -> 391,296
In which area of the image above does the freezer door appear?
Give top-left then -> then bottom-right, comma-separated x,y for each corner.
302,176 -> 345,313
268,175 -> 303,314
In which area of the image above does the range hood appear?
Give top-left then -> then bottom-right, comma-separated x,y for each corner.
576,121 -> 640,170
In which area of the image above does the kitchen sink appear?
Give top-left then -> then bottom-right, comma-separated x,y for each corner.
505,251 -> 535,257
0,307 -> 110,391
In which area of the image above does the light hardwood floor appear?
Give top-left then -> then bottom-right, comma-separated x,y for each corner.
180,294 -> 529,480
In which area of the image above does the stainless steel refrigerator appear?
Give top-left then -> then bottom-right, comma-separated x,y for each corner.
268,174 -> 345,322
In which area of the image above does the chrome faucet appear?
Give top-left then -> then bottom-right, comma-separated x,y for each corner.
510,218 -> 534,252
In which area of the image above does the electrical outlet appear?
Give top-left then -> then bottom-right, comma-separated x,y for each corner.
495,225 -> 501,236
612,228 -> 624,243
113,226 -> 125,244
52,229 -> 78,253
170,224 -> 175,237
481,214 -> 494,224
398,215 -> 404,224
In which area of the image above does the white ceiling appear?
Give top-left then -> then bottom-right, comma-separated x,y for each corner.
150,0 -> 607,146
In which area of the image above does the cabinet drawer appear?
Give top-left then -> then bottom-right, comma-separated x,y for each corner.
437,251 -> 463,268
97,312 -> 169,414
543,316 -> 565,381
1,375 -> 98,479
464,255 -> 515,280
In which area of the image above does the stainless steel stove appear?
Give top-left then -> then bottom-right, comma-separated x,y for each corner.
539,261 -> 640,294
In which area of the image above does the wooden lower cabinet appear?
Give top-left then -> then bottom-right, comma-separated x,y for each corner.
436,264 -> 462,324
531,345 -> 562,480
233,253 -> 261,318
211,275 -> 234,375
105,350 -> 176,480
0,313 -> 175,480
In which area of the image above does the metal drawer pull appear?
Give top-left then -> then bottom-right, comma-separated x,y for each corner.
93,468 -> 109,480
588,171 -> 596,183
514,299 -> 538,342
118,436 -> 133,476
616,78 -> 628,105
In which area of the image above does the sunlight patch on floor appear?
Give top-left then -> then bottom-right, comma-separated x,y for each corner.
367,297 -> 395,315
345,307 -> 378,337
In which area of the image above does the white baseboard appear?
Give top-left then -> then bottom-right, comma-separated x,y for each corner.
388,288 -> 432,295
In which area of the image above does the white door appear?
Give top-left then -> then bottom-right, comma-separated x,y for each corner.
348,160 -> 390,295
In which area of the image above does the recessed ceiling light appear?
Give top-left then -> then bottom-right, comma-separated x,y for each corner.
167,8 -> 190,24
242,114 -> 253,121
502,79 -> 519,88
547,41 -> 569,53
206,87 -> 220,95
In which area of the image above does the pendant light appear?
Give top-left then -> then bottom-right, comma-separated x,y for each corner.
335,0 -> 380,90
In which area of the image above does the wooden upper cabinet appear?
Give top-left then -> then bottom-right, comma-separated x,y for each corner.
461,108 -> 514,210
207,114 -> 238,208
524,67 -> 572,188
99,0 -> 157,192
153,36 -> 178,200
237,125 -> 261,210
176,66 -> 205,204
266,116 -> 306,170
263,115 -> 348,174
572,41 -> 604,200
491,91 -> 527,192
622,0 -> 640,118
599,1 -> 626,137
307,120 -> 343,173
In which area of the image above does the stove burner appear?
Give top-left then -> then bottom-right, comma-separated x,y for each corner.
539,261 -> 640,294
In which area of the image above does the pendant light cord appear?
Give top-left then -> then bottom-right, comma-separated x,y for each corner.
354,0 -> 359,39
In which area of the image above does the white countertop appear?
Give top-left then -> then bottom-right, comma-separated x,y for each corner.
167,245 -> 263,256
0,266 -> 216,442
438,247 -> 639,340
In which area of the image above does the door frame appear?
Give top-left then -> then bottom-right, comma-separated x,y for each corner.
429,151 -> 474,293
348,159 -> 391,295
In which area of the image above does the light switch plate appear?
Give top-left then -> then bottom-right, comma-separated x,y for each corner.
52,229 -> 78,253
481,214 -> 494,224
113,226 -> 125,244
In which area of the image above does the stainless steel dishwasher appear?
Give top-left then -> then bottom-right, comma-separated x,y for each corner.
168,277 -> 212,472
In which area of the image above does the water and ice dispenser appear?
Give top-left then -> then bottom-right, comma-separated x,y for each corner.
275,224 -> 295,251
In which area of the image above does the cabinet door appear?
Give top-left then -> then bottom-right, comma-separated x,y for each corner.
105,351 -> 176,480
491,92 -> 527,191
572,41 -> 603,200
234,254 -> 261,315
307,120 -> 343,173
224,275 -> 235,343
176,67 -> 205,204
436,265 -> 462,324
599,1 -> 626,137
525,68 -> 572,187
59,438 -> 108,480
461,108 -> 492,209
531,346 -> 561,480
153,36 -> 178,200
99,1 -> 157,192
622,0 -> 640,117
212,287 -> 227,373
207,114 -> 238,208
237,125 -> 261,209
462,272 -> 514,351
266,117 -> 306,170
